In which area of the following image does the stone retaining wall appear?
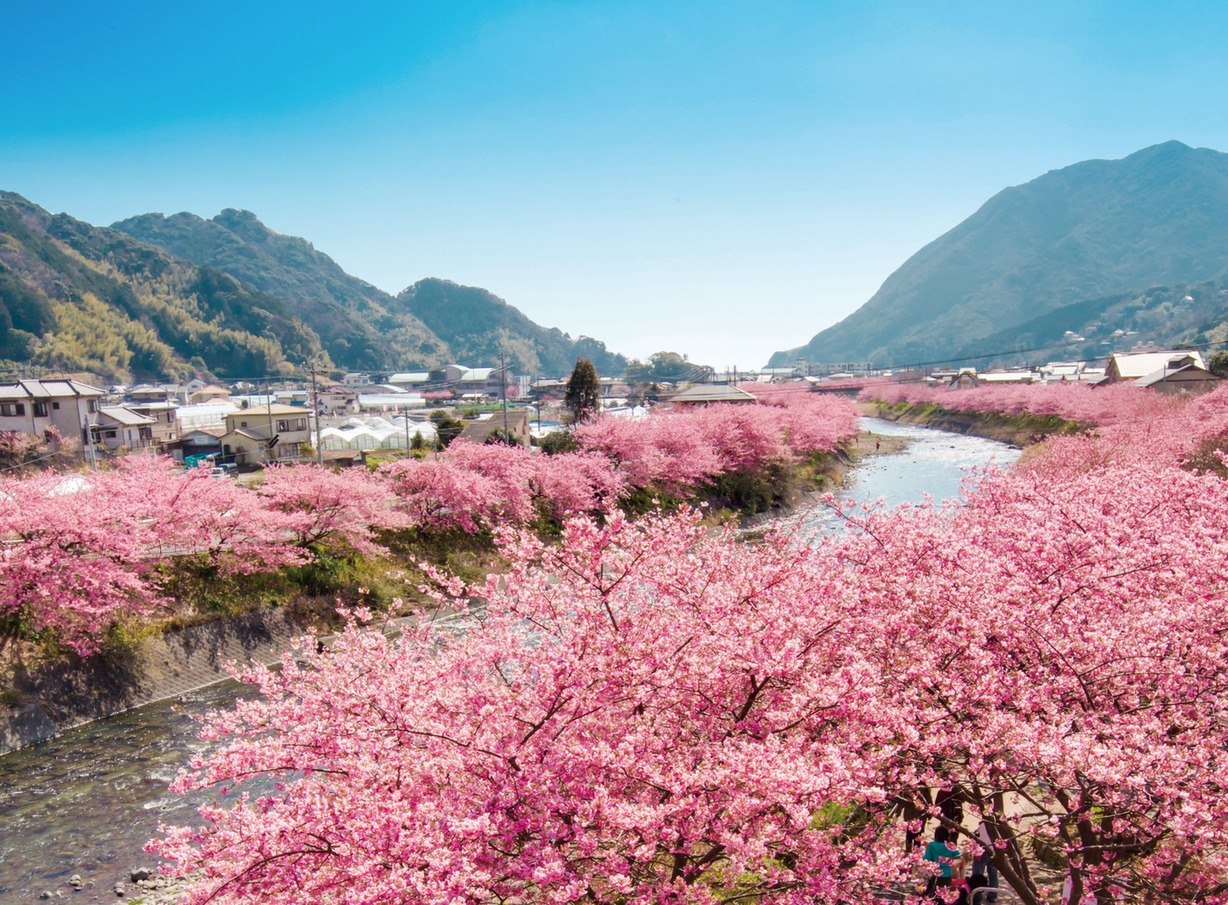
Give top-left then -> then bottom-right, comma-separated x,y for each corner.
1,607 -> 313,755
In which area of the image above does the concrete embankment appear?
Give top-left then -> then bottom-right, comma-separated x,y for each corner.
0,607 -> 314,755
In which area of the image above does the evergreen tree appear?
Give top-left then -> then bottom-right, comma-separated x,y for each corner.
564,357 -> 600,424
429,410 -> 464,450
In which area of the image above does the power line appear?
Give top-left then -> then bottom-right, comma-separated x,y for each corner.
867,336 -> 1228,374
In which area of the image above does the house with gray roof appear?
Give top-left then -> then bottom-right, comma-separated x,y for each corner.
667,384 -> 758,404
92,406 -> 157,451
0,379 -> 105,456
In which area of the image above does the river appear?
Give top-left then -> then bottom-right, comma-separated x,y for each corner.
842,418 -> 1019,508
0,418 -> 1019,903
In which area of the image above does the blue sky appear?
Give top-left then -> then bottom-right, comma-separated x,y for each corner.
5,1 -> 1228,369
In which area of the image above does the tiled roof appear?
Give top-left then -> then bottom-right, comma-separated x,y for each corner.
668,384 -> 758,404
98,406 -> 156,426
0,379 -> 104,400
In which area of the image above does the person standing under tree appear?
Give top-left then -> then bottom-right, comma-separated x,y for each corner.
923,826 -> 962,899
972,819 -> 999,901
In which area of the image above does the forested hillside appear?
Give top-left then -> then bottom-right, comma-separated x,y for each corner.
115,210 -> 627,375
113,209 -> 446,368
397,278 -> 627,376
772,141 -> 1228,368
0,192 -> 324,381
950,279 -> 1228,367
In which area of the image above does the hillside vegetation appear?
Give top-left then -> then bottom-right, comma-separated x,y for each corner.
772,141 -> 1228,368
0,192 -> 324,381
398,277 -> 626,376
113,209 -> 443,368
115,210 -> 627,375
949,279 -> 1228,367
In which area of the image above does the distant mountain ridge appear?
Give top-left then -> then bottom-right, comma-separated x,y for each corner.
771,141 -> 1228,368
396,278 -> 626,377
113,210 -> 627,377
0,191 -> 325,381
112,209 -> 440,367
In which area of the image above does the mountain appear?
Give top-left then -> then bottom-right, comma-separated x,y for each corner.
771,141 -> 1228,368
397,278 -> 627,377
947,278 -> 1228,368
0,192 -> 325,381
112,209 -> 444,368
113,209 -> 626,376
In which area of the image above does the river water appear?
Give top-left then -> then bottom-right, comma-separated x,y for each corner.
0,418 -> 1018,903
841,418 -> 1020,508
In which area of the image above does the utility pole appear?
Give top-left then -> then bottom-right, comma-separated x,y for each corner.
82,417 -> 97,469
500,352 -> 509,442
265,376 -> 276,466
309,362 -> 324,465
403,405 -> 411,459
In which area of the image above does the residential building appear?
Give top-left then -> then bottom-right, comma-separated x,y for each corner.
318,385 -> 360,414
950,369 -> 1036,389
92,406 -> 156,451
1105,350 -> 1207,382
127,401 -> 180,446
127,384 -> 175,404
178,428 -> 226,464
189,384 -> 232,404
0,379 -> 104,454
1135,358 -> 1220,395
221,404 -> 313,465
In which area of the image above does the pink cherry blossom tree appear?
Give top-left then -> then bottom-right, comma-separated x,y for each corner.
0,466 -> 158,655
151,509 -> 910,905
383,440 -> 537,533
154,408 -> 1228,904
0,456 -> 308,654
258,463 -> 410,556
829,451 -> 1228,905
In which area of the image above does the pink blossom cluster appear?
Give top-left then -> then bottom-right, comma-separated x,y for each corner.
860,380 -> 1185,427
155,406 -> 1228,905
0,389 -> 857,651
575,391 -> 860,493
154,510 -> 907,905
384,392 -> 858,530
0,458 -> 408,654
1010,383 -> 1228,476
383,441 -> 626,533
1,459 -> 266,653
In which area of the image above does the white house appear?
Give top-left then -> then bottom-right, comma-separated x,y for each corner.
92,406 -> 156,451
1105,350 -> 1207,382
0,379 -> 105,454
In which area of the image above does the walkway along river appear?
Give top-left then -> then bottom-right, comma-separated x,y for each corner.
0,418 -> 1020,903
